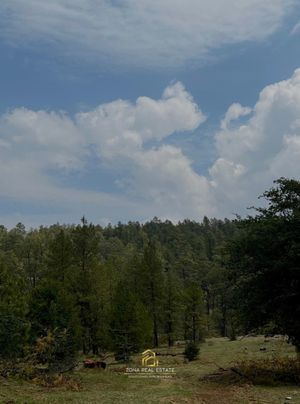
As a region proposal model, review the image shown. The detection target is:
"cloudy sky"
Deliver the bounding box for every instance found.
[1,0,300,228]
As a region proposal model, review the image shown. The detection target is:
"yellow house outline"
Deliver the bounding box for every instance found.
[141,349,159,367]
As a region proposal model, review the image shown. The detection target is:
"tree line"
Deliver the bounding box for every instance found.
[0,177,299,363]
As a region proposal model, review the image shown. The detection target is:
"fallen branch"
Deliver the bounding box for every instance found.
[230,367,252,380]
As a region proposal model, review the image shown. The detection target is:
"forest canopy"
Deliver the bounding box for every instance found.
[0,178,299,366]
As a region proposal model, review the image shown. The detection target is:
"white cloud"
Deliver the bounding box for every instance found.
[76,82,205,158]
[0,82,210,225]
[0,0,295,68]
[211,68,300,214]
[220,103,252,130]
[131,145,215,219]
[0,108,85,169]
[2,71,300,226]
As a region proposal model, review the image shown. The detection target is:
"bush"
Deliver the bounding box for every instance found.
[31,328,78,373]
[114,348,131,363]
[184,342,199,361]
[0,328,78,380]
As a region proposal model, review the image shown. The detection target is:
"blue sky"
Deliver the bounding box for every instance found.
[1,0,300,228]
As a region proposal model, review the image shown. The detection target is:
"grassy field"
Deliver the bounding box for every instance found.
[1,336,300,404]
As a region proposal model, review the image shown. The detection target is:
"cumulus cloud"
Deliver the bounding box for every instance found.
[211,68,300,214]
[0,108,85,169]
[0,0,295,68]
[76,82,205,158]
[131,145,215,219]
[220,103,252,130]
[2,71,300,226]
[0,82,210,224]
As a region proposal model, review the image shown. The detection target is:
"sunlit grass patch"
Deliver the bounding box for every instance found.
[0,336,300,403]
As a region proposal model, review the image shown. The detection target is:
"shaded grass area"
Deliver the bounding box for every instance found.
[1,336,300,403]
[233,358,300,385]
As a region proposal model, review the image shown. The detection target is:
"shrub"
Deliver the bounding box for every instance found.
[114,348,131,363]
[184,342,199,361]
[31,328,78,373]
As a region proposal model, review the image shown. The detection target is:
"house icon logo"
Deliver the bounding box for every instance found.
[141,349,159,367]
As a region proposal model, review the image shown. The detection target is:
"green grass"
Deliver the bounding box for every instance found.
[1,336,300,403]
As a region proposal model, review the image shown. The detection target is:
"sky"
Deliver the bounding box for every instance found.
[1,0,300,228]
